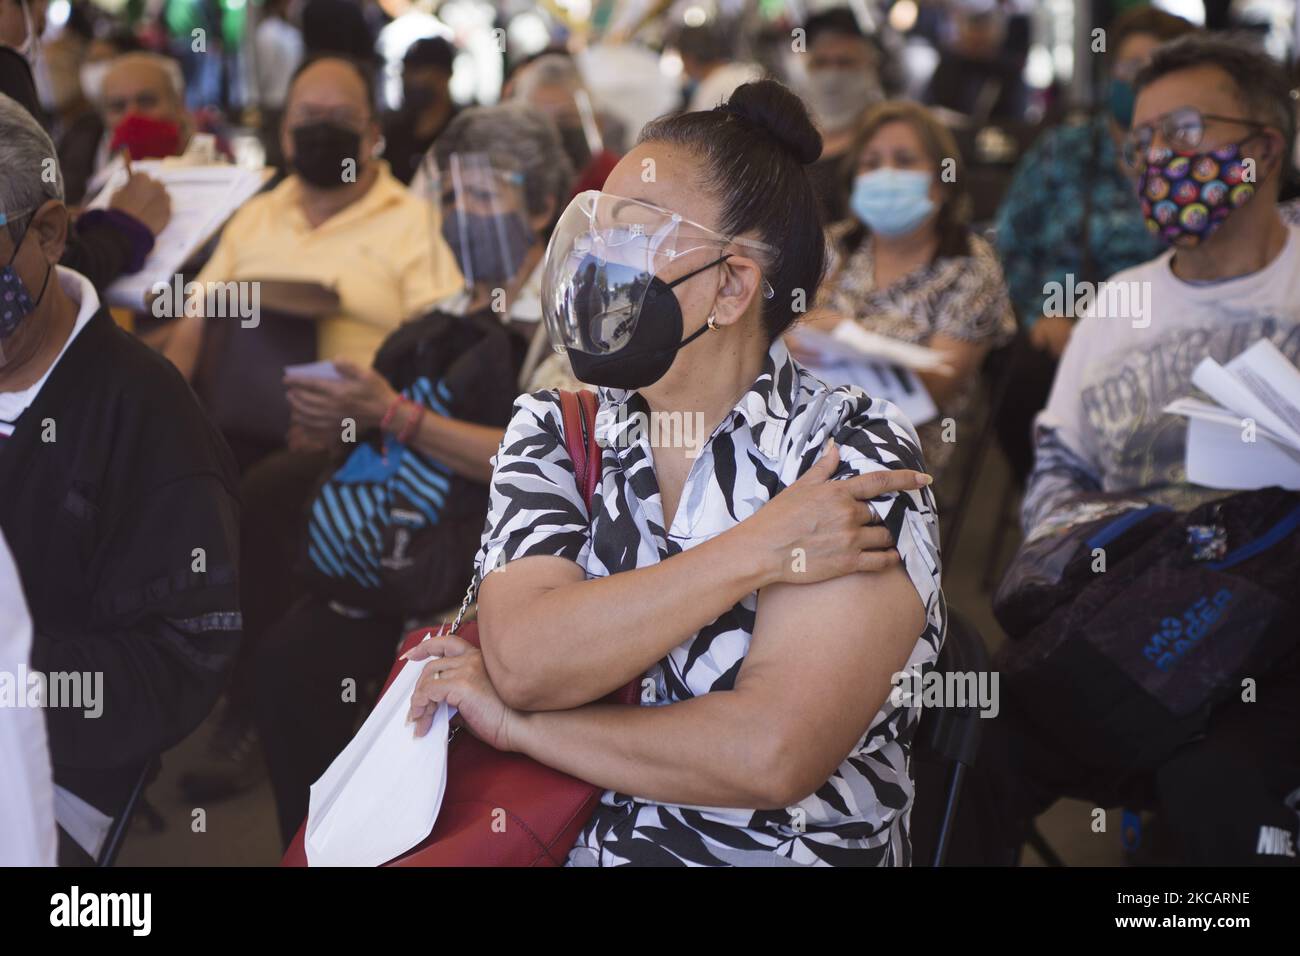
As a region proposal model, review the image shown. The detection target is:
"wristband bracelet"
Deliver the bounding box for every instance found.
[380,396,406,431]
[397,401,425,444]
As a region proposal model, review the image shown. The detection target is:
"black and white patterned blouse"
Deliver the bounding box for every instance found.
[474,338,946,866]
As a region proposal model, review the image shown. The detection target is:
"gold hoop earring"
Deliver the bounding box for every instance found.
[707,311,719,331]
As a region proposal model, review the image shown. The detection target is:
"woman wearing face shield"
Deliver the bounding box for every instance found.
[404,80,945,866]
[286,102,582,484]
[240,104,584,837]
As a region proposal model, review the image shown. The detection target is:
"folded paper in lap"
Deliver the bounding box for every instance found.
[305,644,450,867]
[1164,339,1300,491]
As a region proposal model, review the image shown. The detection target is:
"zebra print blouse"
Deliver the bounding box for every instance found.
[474,338,946,866]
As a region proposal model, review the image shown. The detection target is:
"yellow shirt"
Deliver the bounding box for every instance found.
[195,161,462,363]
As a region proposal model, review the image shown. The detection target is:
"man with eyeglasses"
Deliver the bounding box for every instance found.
[962,35,1300,866]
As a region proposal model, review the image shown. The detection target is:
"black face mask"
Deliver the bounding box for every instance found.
[290,121,362,190]
[566,254,728,390]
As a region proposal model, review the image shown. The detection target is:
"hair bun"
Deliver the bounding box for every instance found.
[720,80,823,165]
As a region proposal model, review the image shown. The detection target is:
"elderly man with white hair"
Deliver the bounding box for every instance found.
[0,93,242,864]
[60,51,193,206]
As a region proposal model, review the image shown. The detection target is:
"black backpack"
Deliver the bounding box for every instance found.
[993,487,1300,780]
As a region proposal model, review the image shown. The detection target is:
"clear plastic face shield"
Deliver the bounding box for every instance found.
[418,151,535,291]
[542,190,776,359]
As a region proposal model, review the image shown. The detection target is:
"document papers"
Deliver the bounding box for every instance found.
[1164,339,1300,491]
[88,160,272,310]
[791,322,946,426]
[305,641,450,867]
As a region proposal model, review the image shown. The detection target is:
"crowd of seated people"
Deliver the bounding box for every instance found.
[1,0,1299,869]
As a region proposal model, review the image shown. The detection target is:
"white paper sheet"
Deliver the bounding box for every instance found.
[89,161,272,310]
[1183,417,1300,490]
[1165,339,1300,490]
[796,322,954,374]
[305,645,450,867]
[53,784,112,860]
[1190,340,1300,453]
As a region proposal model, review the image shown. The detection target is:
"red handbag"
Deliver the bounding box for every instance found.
[282,389,636,867]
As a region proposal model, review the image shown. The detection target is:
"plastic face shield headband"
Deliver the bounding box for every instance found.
[541,190,777,358]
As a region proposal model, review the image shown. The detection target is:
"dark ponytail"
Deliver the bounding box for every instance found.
[638,79,827,341]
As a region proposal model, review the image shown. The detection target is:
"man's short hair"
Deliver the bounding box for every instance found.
[674,23,734,66]
[0,93,64,241]
[404,36,455,73]
[287,55,377,114]
[1108,4,1197,56]
[1134,33,1297,174]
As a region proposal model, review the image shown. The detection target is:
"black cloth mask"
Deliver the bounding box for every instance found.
[566,254,728,389]
[291,121,363,190]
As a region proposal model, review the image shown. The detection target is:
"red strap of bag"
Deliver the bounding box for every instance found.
[557,389,601,510]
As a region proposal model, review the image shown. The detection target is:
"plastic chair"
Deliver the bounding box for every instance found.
[95,756,160,867]
[914,608,991,866]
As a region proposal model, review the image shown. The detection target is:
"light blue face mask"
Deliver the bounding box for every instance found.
[849,168,936,237]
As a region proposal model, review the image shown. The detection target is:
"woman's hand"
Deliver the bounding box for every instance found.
[404,634,518,752]
[740,439,931,587]
[284,360,400,435]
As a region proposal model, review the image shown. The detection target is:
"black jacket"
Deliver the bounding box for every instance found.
[0,303,242,814]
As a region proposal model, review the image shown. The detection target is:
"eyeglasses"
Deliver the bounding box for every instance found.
[1122,107,1271,168]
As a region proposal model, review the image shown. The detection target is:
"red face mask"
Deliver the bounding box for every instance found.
[109,114,182,161]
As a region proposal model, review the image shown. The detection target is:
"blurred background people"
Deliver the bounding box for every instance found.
[251,0,304,169]
[382,35,457,185]
[924,0,1030,122]
[159,54,461,467]
[801,99,1014,485]
[0,0,48,118]
[674,19,762,113]
[800,7,888,223]
[62,51,191,204]
[374,0,450,111]
[509,51,622,196]
[992,6,1199,483]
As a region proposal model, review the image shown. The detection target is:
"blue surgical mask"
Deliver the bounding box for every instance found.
[0,212,51,338]
[850,168,936,237]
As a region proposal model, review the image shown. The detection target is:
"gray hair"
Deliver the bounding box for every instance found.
[102,52,186,105]
[433,102,574,220]
[513,54,585,100]
[0,94,64,241]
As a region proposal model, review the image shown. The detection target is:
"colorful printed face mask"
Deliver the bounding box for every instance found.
[1137,140,1256,248]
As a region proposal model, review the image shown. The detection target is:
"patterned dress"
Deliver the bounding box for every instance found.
[474,338,946,865]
